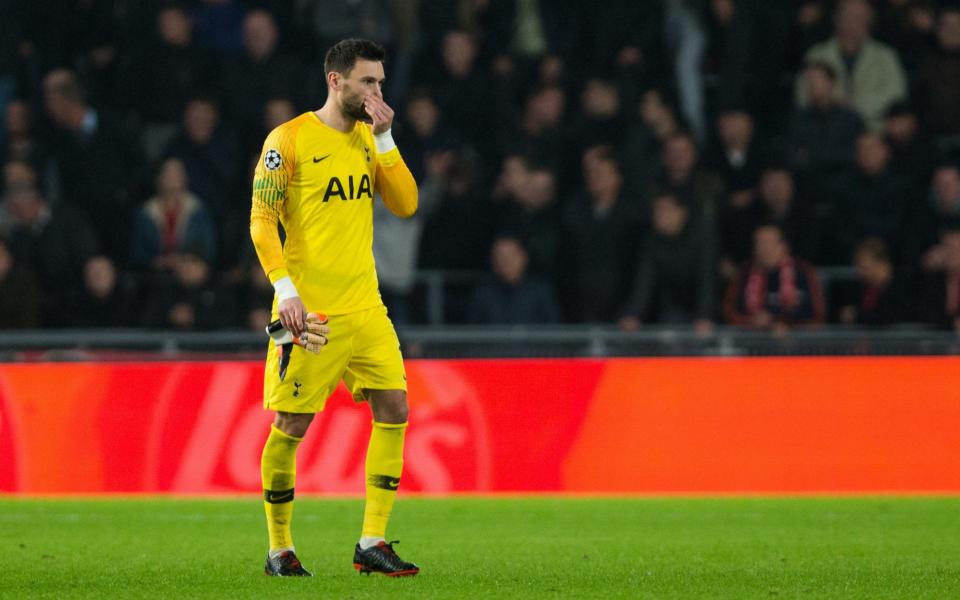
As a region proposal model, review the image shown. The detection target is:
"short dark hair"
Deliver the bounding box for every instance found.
[324,39,386,78]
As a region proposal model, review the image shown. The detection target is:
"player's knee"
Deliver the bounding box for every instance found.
[369,390,408,424]
[274,411,314,438]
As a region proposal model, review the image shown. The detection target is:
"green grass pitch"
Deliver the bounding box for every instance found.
[1,496,958,599]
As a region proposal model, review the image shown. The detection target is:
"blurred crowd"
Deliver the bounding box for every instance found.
[2,0,960,334]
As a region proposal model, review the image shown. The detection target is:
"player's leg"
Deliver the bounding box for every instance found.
[343,306,418,576]
[261,319,352,576]
[352,388,418,576]
[362,389,408,545]
[262,411,314,576]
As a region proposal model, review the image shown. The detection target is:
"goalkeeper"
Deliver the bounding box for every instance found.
[250,39,420,578]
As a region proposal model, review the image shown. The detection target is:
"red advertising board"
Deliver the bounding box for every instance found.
[1,357,959,494]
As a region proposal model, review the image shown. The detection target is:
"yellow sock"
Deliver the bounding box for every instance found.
[261,424,302,551]
[361,421,407,539]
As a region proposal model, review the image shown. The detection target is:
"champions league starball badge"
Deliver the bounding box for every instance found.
[264,149,283,171]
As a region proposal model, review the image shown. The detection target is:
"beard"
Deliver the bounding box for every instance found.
[342,96,372,123]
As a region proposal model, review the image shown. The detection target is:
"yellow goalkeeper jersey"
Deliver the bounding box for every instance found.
[250,112,418,315]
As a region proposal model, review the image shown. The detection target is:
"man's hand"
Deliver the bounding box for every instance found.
[267,312,330,353]
[364,95,395,134]
[278,296,306,337]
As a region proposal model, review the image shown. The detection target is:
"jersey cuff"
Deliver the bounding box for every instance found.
[267,268,289,284]
[374,129,397,154]
[273,275,299,301]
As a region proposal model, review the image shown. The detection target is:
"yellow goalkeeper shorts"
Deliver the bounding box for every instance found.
[263,304,407,413]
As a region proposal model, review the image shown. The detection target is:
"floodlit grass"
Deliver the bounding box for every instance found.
[1,496,958,599]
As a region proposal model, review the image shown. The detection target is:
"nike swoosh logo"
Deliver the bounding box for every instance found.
[313,154,331,163]
[388,480,399,488]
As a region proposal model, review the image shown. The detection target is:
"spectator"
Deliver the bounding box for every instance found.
[67,255,135,328]
[723,223,827,332]
[621,88,681,198]
[835,133,912,260]
[395,88,458,183]
[883,101,934,192]
[4,177,101,326]
[916,7,960,137]
[567,78,625,161]
[142,249,234,330]
[41,68,142,259]
[722,166,811,271]
[509,85,567,173]
[839,237,911,326]
[131,3,215,160]
[904,164,960,268]
[427,30,491,152]
[495,166,562,279]
[618,193,717,332]
[2,100,50,180]
[651,132,723,246]
[419,154,493,274]
[164,96,242,226]
[0,237,42,329]
[797,0,907,130]
[222,10,303,143]
[468,236,560,325]
[787,61,864,179]
[561,150,643,322]
[921,228,960,331]
[129,157,217,271]
[706,107,764,203]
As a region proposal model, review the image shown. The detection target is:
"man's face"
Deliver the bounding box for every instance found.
[333,59,385,123]
[522,170,556,211]
[84,256,116,300]
[933,168,960,212]
[754,227,787,269]
[243,11,278,61]
[184,100,217,143]
[157,159,188,196]
[664,136,697,176]
[836,0,872,46]
[885,113,917,143]
[42,70,75,126]
[856,134,890,175]
[587,159,622,200]
[581,80,619,118]
[938,12,960,52]
[442,31,476,77]
[652,197,688,237]
[717,111,753,147]
[759,170,794,209]
[406,97,438,136]
[491,239,527,285]
[806,68,836,106]
[854,249,887,283]
[5,187,43,225]
[158,8,191,47]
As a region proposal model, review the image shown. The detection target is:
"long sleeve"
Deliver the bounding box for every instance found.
[250,125,296,283]
[375,148,418,218]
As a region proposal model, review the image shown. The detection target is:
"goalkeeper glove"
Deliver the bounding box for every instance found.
[266,312,329,381]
